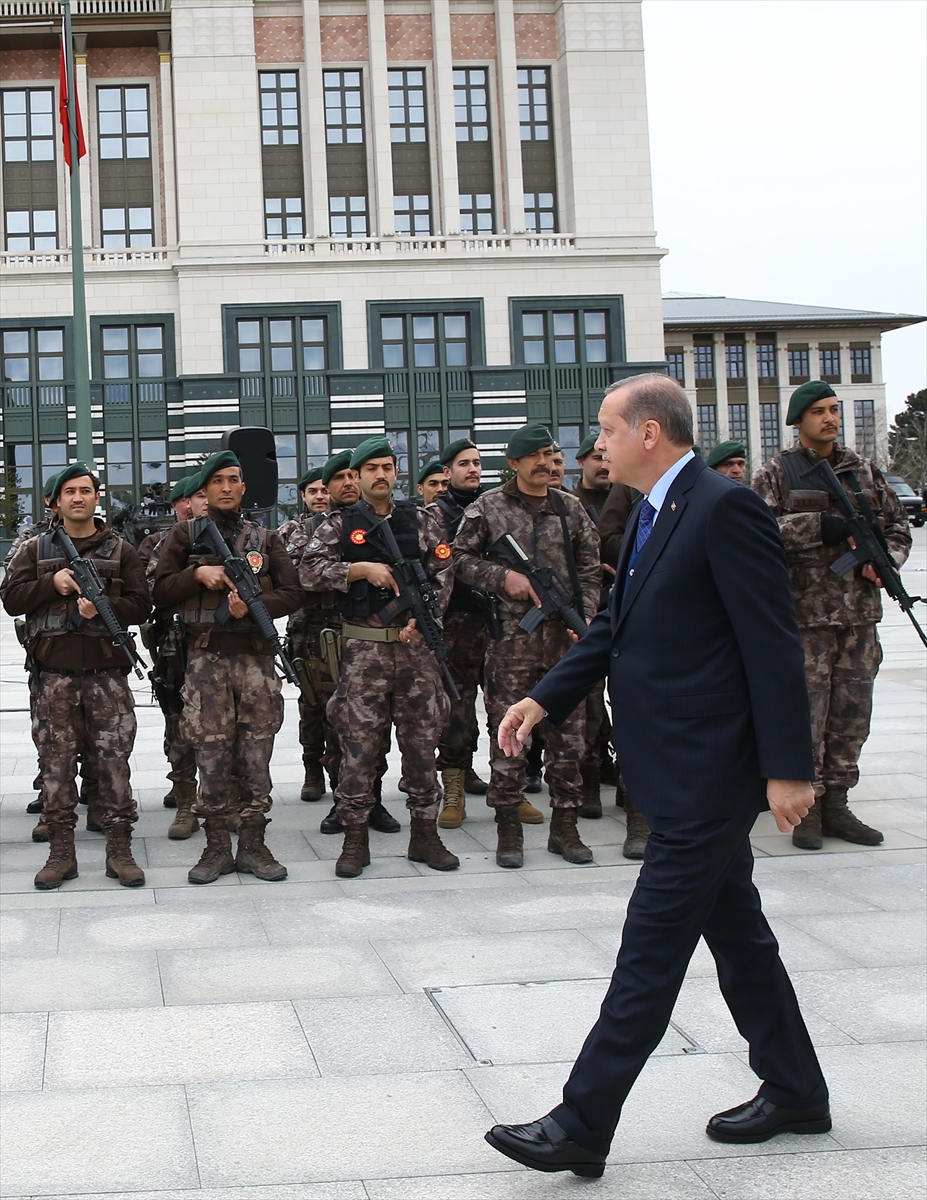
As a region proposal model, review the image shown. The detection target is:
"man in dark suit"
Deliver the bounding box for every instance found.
[485,374,830,1179]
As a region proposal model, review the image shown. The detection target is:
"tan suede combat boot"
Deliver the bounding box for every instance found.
[168,781,200,840]
[518,799,544,823]
[34,825,79,889]
[408,816,459,871]
[622,801,650,860]
[438,768,467,828]
[104,824,146,887]
[548,807,594,864]
[300,760,325,802]
[235,814,288,881]
[336,824,370,878]
[495,807,524,868]
[188,817,236,884]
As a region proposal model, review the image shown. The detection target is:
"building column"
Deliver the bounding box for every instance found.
[73,34,92,250]
[494,0,524,233]
[302,0,329,237]
[715,345,729,442]
[745,332,762,468]
[157,31,178,247]
[367,0,395,237]
[432,0,458,236]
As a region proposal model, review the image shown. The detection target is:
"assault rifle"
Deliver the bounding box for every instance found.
[489,534,588,639]
[366,515,460,700]
[189,516,301,687]
[799,457,927,649]
[52,527,146,677]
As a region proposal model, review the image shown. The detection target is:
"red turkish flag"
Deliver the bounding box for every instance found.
[59,35,86,171]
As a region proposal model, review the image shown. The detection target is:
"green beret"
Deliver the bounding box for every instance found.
[50,461,100,503]
[787,380,837,425]
[170,476,192,503]
[42,471,59,500]
[440,438,477,466]
[417,459,444,486]
[506,422,554,460]
[199,450,241,484]
[350,436,394,471]
[692,445,702,458]
[576,433,598,460]
[321,449,353,486]
[298,467,324,490]
[706,440,747,469]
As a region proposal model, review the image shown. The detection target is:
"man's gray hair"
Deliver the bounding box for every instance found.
[604,374,694,447]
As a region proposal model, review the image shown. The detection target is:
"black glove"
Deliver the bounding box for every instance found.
[820,514,851,545]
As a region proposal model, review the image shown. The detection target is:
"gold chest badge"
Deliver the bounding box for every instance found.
[246,551,264,573]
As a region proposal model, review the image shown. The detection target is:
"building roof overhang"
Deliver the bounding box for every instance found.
[662,294,926,334]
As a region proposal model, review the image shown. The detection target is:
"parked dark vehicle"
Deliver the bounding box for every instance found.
[885,473,927,528]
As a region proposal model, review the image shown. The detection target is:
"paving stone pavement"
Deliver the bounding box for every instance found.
[1,530,924,1199]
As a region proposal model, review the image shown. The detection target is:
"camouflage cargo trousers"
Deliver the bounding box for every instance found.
[31,668,137,829]
[801,623,882,796]
[483,618,585,810]
[582,683,610,763]
[28,674,101,804]
[181,648,284,819]
[327,637,450,826]
[292,623,341,782]
[163,710,196,786]
[436,610,487,771]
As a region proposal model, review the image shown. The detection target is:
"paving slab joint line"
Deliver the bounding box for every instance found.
[424,986,489,1065]
[182,1082,204,1190]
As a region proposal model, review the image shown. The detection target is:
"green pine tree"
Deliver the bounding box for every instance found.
[889,389,927,492]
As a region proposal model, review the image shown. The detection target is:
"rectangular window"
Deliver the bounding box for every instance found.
[378,310,471,370]
[324,70,368,236]
[101,204,154,249]
[665,349,685,384]
[851,345,872,382]
[259,72,300,146]
[235,313,330,376]
[697,404,718,452]
[99,323,166,404]
[788,345,810,384]
[2,89,57,251]
[324,70,363,145]
[98,86,150,160]
[454,67,494,235]
[264,196,304,240]
[693,343,715,381]
[1,327,66,408]
[819,345,841,383]
[394,194,431,237]
[1,441,35,534]
[854,399,876,459]
[306,431,330,472]
[725,343,746,380]
[729,403,749,448]
[388,69,427,144]
[518,67,557,232]
[275,432,299,522]
[756,337,778,380]
[518,308,609,366]
[760,402,781,463]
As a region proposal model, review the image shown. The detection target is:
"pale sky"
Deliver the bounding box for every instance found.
[642,0,926,422]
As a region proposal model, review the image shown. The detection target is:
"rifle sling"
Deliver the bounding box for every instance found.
[548,488,585,620]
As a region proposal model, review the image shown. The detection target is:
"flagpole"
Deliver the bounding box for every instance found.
[62,0,93,466]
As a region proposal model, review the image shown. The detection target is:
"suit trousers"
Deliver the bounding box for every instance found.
[551,806,827,1155]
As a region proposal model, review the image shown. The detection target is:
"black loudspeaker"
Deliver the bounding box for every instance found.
[221,427,278,510]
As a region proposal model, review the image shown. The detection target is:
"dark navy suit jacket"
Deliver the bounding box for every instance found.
[531,457,814,818]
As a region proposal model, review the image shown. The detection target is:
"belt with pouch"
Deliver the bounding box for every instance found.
[341,622,403,643]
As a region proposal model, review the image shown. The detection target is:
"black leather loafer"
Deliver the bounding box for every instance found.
[707,1094,832,1143]
[485,1115,606,1178]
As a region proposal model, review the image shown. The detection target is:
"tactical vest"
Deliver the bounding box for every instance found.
[25,530,124,646]
[436,492,487,618]
[779,448,880,567]
[179,517,271,637]
[338,501,421,619]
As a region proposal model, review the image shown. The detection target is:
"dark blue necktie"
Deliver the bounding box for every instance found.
[628,499,656,574]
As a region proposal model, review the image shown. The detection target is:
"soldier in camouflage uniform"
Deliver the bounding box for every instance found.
[139,474,209,838]
[753,381,911,850]
[2,463,151,889]
[278,467,334,802]
[432,439,491,828]
[284,451,400,836]
[454,423,602,869]
[152,450,303,884]
[298,436,458,878]
[416,459,448,505]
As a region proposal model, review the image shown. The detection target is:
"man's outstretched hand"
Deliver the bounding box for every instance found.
[498,698,546,757]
